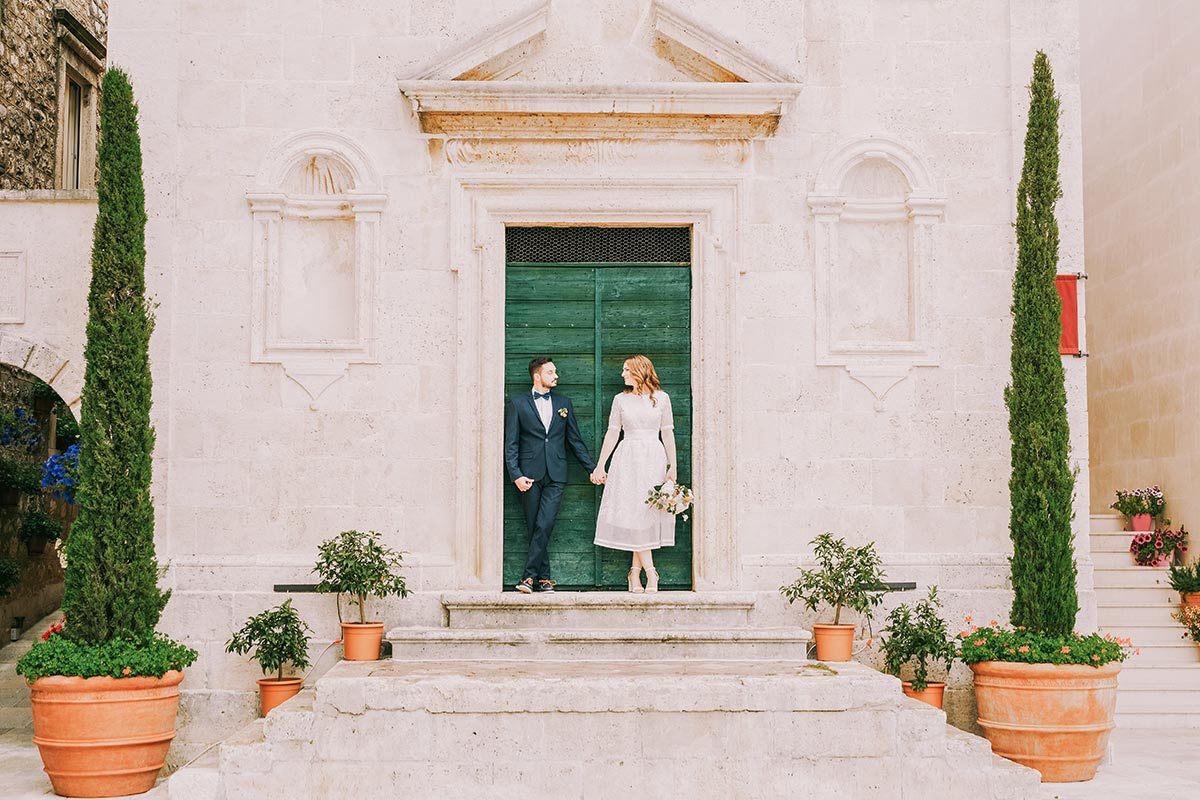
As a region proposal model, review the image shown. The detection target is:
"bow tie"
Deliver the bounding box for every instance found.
[533,391,551,400]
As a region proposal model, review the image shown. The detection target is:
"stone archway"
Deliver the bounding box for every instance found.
[0,333,82,421]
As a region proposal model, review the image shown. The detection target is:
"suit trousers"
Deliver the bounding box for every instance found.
[519,475,566,581]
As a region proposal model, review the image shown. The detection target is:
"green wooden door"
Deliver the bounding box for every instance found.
[504,227,692,591]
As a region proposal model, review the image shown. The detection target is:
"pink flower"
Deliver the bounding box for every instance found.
[990,619,999,627]
[1092,655,1101,662]
[1061,646,1071,654]
[964,616,973,624]
[121,667,131,676]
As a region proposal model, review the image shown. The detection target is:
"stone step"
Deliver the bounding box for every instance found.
[1097,602,1185,626]
[1115,712,1200,728]
[1092,549,1142,567]
[1116,688,1200,714]
[1089,530,1134,553]
[1096,585,1180,605]
[1100,623,1191,645]
[1118,664,1200,690]
[1090,513,1126,533]
[1093,565,1174,589]
[439,591,757,629]
[386,627,812,661]
[1125,642,1200,666]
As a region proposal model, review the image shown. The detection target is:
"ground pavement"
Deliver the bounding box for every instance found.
[0,611,1194,799]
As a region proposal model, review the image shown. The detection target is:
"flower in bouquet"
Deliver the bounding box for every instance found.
[1110,485,1166,518]
[1172,604,1200,644]
[1129,526,1187,566]
[646,476,693,520]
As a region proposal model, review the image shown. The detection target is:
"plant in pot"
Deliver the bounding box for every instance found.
[14,68,197,799]
[961,51,1132,784]
[313,529,410,661]
[879,586,957,709]
[1109,486,1165,532]
[20,510,63,556]
[780,532,888,662]
[225,599,313,716]
[1171,604,1200,651]
[0,557,21,600]
[1169,562,1200,607]
[1129,526,1187,567]
[0,458,42,507]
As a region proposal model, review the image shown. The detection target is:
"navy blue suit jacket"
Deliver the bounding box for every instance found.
[505,392,596,483]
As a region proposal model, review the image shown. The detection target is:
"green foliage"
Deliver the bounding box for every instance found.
[879,586,958,693]
[62,67,170,645]
[1168,563,1200,594]
[1005,51,1078,638]
[15,632,197,682]
[0,557,21,599]
[1172,605,1200,644]
[225,599,313,682]
[19,510,62,544]
[1109,486,1165,518]
[958,623,1131,667]
[0,458,42,493]
[313,530,410,625]
[55,406,80,450]
[779,533,888,625]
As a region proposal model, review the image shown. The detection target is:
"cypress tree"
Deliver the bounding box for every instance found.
[1005,52,1077,636]
[62,68,169,643]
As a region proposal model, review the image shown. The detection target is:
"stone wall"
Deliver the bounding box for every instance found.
[1082,2,1200,534]
[0,0,107,190]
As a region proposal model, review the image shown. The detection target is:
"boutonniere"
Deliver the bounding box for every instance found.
[558,408,568,418]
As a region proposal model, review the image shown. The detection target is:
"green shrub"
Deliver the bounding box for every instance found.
[225,600,312,681]
[313,530,410,625]
[1168,562,1200,594]
[958,624,1131,667]
[0,557,20,599]
[16,632,197,682]
[1005,51,1078,637]
[20,510,62,544]
[779,533,888,625]
[0,459,42,494]
[879,586,957,692]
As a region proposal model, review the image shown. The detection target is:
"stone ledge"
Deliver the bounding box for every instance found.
[440,590,758,609]
[0,190,97,202]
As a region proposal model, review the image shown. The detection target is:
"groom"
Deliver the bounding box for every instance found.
[504,357,597,593]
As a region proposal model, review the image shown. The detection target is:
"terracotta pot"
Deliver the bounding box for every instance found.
[811,623,855,662]
[970,661,1119,782]
[257,677,303,717]
[1182,592,1200,608]
[341,622,385,661]
[1130,513,1153,531]
[901,681,946,709]
[28,670,184,797]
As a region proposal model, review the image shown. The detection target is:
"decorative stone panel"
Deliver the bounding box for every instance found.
[246,131,386,403]
[808,137,946,409]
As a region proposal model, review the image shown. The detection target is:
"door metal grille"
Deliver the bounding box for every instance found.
[505,226,691,265]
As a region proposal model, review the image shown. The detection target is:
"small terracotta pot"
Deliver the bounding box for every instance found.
[28,671,184,797]
[811,623,855,662]
[971,660,1120,782]
[1182,592,1200,608]
[257,677,303,717]
[1130,513,1153,531]
[341,622,385,661]
[901,681,946,709]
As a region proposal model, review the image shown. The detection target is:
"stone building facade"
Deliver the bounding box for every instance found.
[0,0,107,190]
[3,0,1091,747]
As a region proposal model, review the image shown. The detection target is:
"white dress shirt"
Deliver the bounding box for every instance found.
[533,391,552,432]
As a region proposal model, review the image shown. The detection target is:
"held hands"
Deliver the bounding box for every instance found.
[590,468,607,485]
[514,477,534,492]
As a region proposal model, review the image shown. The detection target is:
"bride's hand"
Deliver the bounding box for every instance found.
[590,468,607,485]
[666,465,678,482]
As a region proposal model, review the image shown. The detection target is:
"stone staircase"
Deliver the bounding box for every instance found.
[161,592,1039,798]
[1091,514,1200,727]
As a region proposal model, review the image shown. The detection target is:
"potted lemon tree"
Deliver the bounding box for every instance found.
[226,599,312,716]
[878,586,957,709]
[780,532,888,661]
[313,529,410,661]
[15,68,197,798]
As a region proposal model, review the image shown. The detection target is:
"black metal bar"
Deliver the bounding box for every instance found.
[273,583,321,593]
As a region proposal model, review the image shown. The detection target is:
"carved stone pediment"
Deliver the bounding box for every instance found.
[399,0,801,140]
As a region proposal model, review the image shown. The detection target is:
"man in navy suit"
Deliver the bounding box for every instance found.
[505,357,597,593]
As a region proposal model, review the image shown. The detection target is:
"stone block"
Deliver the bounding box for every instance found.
[770,707,896,759]
[316,710,431,760]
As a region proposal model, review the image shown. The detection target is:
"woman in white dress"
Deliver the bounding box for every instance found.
[590,355,677,593]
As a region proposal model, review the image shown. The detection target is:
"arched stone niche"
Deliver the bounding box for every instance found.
[807,137,946,408]
[246,131,387,403]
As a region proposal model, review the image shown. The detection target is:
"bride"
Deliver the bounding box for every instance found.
[590,355,677,593]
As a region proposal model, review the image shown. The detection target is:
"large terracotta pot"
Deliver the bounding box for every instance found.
[29,670,184,797]
[1182,592,1200,608]
[1130,513,1153,531]
[970,661,1119,782]
[341,622,385,661]
[257,677,303,717]
[811,623,855,662]
[901,681,946,709]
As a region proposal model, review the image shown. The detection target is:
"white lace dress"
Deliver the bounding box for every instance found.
[593,391,676,552]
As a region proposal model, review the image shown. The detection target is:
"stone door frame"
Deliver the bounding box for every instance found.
[451,177,741,591]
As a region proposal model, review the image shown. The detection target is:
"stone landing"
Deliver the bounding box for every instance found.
[159,592,1038,798]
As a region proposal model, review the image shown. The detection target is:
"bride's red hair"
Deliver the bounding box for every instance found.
[623,355,662,406]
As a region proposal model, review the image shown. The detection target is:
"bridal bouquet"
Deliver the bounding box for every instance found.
[646,476,693,519]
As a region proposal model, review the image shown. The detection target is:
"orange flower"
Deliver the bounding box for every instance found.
[121,667,131,676]
[959,630,970,638]
[1018,645,1030,653]
[964,616,973,624]
[990,620,999,627]
[1092,655,1101,661]
[1060,646,1071,654]
[973,639,986,646]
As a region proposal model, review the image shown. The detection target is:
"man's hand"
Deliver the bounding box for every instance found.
[590,468,607,485]
[514,477,534,492]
